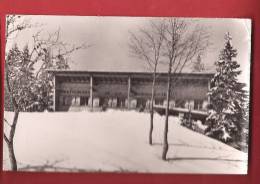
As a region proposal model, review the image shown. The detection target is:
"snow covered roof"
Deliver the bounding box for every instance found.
[47,69,215,79]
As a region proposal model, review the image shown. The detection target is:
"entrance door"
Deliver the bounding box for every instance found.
[137,98,146,109]
[100,97,109,108]
[80,96,89,106]
[117,98,126,108]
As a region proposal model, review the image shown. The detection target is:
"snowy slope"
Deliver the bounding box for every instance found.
[3,110,247,174]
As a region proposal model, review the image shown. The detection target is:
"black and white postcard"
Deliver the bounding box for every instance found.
[3,15,251,174]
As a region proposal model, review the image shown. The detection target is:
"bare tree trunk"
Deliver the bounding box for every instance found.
[149,105,154,145]
[149,71,156,145]
[4,57,19,170]
[7,140,17,171]
[4,111,19,171]
[162,61,172,160]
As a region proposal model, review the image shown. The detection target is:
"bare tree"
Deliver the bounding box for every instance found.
[161,18,210,160]
[4,15,87,170]
[129,20,166,145]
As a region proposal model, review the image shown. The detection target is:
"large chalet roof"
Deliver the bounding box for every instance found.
[47,70,214,80]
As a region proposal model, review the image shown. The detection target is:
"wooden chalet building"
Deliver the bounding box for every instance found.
[48,70,214,112]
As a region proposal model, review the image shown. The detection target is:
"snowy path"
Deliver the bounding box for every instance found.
[3,110,247,174]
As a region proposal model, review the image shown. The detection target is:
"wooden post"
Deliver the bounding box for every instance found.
[207,79,211,104]
[188,105,192,129]
[127,76,131,109]
[90,75,93,108]
[53,75,56,111]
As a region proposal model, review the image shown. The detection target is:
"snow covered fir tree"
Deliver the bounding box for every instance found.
[205,33,248,150]
[192,54,205,72]
[4,44,70,112]
[4,44,35,112]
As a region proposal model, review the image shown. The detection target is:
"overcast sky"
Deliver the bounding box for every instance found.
[7,15,251,88]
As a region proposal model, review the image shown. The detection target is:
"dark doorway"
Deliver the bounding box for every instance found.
[100,97,109,107]
[137,98,146,109]
[117,98,126,108]
[80,96,89,106]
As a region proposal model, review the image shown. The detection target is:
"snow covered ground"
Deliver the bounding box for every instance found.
[3,110,248,174]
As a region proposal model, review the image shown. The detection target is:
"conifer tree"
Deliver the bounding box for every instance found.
[35,52,70,111]
[206,33,247,143]
[192,54,205,72]
[5,44,36,111]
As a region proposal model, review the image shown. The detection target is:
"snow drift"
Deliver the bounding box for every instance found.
[3,110,247,174]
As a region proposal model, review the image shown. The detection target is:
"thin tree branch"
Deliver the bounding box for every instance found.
[4,118,12,127]
[4,133,10,144]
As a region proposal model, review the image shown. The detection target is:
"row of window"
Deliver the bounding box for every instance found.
[58,96,206,110]
[59,89,170,98]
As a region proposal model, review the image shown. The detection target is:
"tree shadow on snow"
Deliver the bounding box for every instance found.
[152,142,246,162]
[152,142,224,151]
[18,159,91,172]
[18,159,137,173]
[167,157,246,162]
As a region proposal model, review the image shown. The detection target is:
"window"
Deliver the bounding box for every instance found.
[175,99,185,108]
[155,99,164,105]
[80,97,88,106]
[117,98,126,108]
[194,100,203,110]
[63,96,67,105]
[71,97,80,106]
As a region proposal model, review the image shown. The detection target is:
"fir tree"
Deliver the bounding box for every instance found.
[5,44,36,111]
[4,44,21,111]
[206,33,247,144]
[192,54,205,72]
[56,54,69,70]
[35,51,70,111]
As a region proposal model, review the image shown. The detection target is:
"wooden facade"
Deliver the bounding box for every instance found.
[48,70,214,112]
